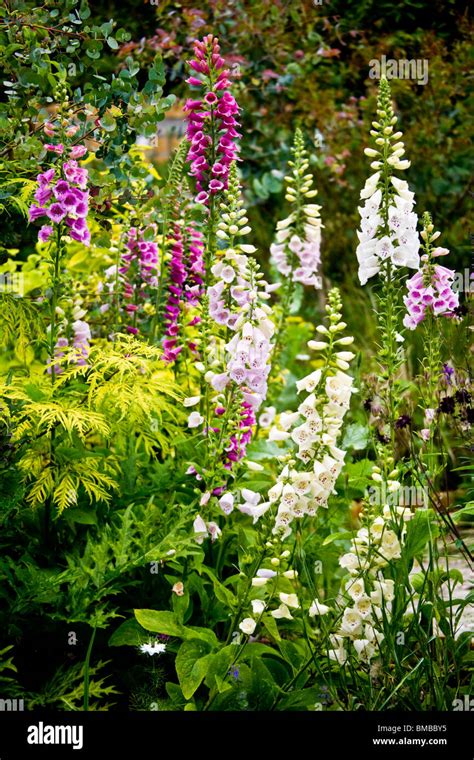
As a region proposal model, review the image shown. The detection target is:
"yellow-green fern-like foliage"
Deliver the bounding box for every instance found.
[0,178,37,218]
[0,294,44,361]
[3,336,183,515]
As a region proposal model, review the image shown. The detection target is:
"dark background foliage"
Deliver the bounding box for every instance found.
[2,0,472,284]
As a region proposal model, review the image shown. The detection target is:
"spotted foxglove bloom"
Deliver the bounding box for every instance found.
[201,164,275,499]
[120,226,159,336]
[239,617,257,635]
[29,139,90,246]
[47,336,69,376]
[162,219,205,361]
[163,222,186,359]
[193,514,222,543]
[184,34,240,200]
[185,223,205,304]
[262,289,355,539]
[356,77,420,285]
[270,128,322,290]
[403,212,459,330]
[72,319,91,366]
[332,484,410,664]
[207,164,275,410]
[47,302,91,374]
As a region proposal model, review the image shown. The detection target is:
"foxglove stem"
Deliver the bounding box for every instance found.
[241,288,355,537]
[151,141,189,344]
[151,210,169,344]
[49,225,64,384]
[270,129,322,384]
[184,35,238,437]
[409,213,458,484]
[359,77,420,462]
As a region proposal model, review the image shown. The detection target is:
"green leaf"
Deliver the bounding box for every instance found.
[107,37,119,50]
[115,28,130,42]
[204,646,236,689]
[278,687,322,711]
[148,54,165,85]
[134,609,185,637]
[185,626,218,647]
[252,177,269,200]
[403,509,439,560]
[343,459,373,496]
[452,502,474,523]
[262,614,281,641]
[134,609,218,646]
[109,619,148,647]
[100,112,117,132]
[165,682,185,709]
[175,639,213,700]
[64,508,98,525]
[278,639,304,670]
[342,423,369,451]
[322,530,353,546]
[214,674,232,693]
[199,567,237,609]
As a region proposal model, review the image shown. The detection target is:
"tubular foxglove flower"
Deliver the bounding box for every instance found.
[47,302,92,373]
[333,504,408,664]
[270,128,322,290]
[403,212,459,330]
[207,164,275,412]
[160,214,205,362]
[72,319,91,366]
[47,336,69,376]
[356,77,420,286]
[120,226,160,336]
[184,35,241,200]
[261,289,355,539]
[162,222,186,360]
[29,141,91,246]
[185,222,205,305]
[194,164,276,499]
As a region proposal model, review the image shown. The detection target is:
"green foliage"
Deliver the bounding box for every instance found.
[0,294,44,358]
[26,660,119,711]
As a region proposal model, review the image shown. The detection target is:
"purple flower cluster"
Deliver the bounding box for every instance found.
[47,319,91,375]
[223,399,255,470]
[270,232,322,289]
[184,34,240,203]
[163,224,186,361]
[185,224,205,304]
[48,336,69,376]
[72,319,91,366]
[403,260,459,330]
[120,227,159,335]
[208,257,275,411]
[29,144,90,246]
[163,223,206,362]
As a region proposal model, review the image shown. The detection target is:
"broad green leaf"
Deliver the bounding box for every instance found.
[109,619,148,647]
[134,609,217,646]
[342,423,369,451]
[134,609,185,637]
[176,639,213,699]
